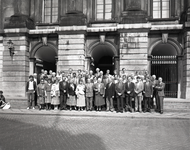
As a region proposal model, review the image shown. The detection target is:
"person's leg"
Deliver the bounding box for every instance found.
[86,97,89,110]
[129,96,132,112]
[117,97,120,112]
[135,96,138,112]
[144,97,147,112]
[139,96,142,112]
[121,97,124,112]
[31,92,35,108]
[106,97,110,111]
[160,96,164,114]
[89,97,93,110]
[27,92,31,109]
[60,95,63,110]
[110,98,113,112]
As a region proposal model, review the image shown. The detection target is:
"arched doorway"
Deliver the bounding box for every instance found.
[151,43,178,98]
[30,42,58,78]
[91,44,116,75]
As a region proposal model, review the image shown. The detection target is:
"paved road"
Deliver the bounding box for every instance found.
[0,114,189,150]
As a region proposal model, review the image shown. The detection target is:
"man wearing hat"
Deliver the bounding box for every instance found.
[26,75,37,110]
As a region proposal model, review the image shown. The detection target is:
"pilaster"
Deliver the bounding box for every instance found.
[0,36,3,89]
[183,31,190,99]
[2,29,29,98]
[58,34,85,72]
[120,32,148,74]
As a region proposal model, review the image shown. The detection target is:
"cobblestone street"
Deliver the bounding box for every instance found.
[0,112,190,150]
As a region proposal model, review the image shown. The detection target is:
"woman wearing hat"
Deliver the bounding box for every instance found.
[37,79,46,110]
[67,79,77,110]
[44,78,52,110]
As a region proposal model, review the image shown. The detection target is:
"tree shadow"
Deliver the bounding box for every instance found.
[0,115,107,150]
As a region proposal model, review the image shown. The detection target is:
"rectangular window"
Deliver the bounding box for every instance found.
[43,0,58,23]
[153,0,170,19]
[96,0,112,21]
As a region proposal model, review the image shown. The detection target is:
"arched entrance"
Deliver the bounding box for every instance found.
[30,42,58,77]
[150,42,178,98]
[90,42,118,75]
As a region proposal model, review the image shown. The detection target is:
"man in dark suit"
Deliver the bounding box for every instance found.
[151,75,159,110]
[125,76,135,112]
[115,77,125,113]
[143,76,153,113]
[59,76,69,110]
[155,77,165,114]
[105,77,115,112]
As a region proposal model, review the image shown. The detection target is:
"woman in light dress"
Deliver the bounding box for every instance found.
[75,79,86,111]
[51,78,60,110]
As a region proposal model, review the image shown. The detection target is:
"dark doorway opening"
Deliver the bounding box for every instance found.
[34,46,57,75]
[91,44,115,75]
[95,56,114,75]
[151,43,178,98]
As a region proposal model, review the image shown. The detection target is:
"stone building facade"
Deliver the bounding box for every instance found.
[0,0,190,104]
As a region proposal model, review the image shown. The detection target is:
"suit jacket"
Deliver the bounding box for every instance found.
[26,81,37,92]
[134,81,144,96]
[155,82,165,97]
[68,83,76,96]
[125,81,135,97]
[59,81,69,95]
[144,82,153,97]
[115,82,125,98]
[105,82,115,98]
[93,83,105,95]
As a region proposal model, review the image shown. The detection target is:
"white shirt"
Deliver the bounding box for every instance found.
[28,81,34,90]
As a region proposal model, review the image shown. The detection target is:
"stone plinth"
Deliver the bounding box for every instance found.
[2,35,29,99]
[57,34,85,72]
[120,32,148,74]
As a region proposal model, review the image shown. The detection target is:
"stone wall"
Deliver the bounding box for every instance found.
[2,35,29,98]
[0,36,3,89]
[58,34,85,72]
[120,32,148,74]
[183,31,190,99]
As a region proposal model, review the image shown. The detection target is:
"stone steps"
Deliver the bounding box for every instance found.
[6,98,190,111]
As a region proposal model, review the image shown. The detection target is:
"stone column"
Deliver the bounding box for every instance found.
[58,34,85,72]
[114,56,119,73]
[85,56,91,71]
[120,32,148,75]
[2,31,29,99]
[183,31,190,99]
[29,58,36,75]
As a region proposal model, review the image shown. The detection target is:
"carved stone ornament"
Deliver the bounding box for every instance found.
[42,36,48,46]
[100,34,105,44]
[162,33,168,43]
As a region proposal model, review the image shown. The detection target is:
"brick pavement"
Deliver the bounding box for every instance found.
[0,112,190,150]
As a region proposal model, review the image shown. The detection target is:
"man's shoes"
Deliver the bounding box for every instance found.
[32,107,35,110]
[27,107,30,110]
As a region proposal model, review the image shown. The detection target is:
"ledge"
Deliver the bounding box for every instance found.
[151,24,183,30]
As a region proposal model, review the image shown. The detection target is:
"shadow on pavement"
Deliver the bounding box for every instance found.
[0,115,107,150]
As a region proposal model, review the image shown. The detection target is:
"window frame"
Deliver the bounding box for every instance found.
[95,0,113,21]
[150,0,172,19]
[42,0,59,24]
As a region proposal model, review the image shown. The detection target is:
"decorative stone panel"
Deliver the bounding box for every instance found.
[57,34,85,72]
[120,32,148,74]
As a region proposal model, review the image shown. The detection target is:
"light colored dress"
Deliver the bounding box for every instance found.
[51,83,60,105]
[75,84,86,107]
[66,83,77,106]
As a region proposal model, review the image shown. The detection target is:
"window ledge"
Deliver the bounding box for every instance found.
[148,17,179,22]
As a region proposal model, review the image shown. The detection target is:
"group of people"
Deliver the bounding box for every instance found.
[26,68,165,114]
